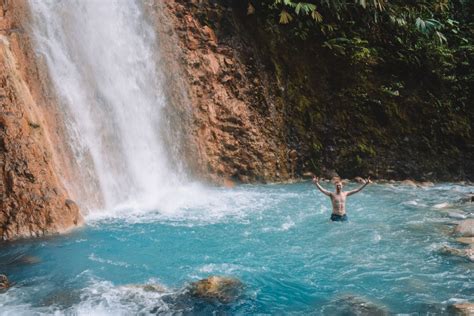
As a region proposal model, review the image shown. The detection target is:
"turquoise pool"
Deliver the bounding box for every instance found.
[0,182,473,315]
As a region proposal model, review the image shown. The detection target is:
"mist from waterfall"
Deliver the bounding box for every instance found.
[28,0,189,212]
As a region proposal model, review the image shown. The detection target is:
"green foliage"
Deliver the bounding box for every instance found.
[243,0,473,179]
[249,0,473,106]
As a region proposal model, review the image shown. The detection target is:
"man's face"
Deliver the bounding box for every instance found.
[335,182,342,191]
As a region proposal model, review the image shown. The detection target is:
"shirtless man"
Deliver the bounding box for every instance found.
[312,176,372,221]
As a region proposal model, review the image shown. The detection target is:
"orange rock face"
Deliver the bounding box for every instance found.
[0,0,82,240]
[155,0,293,184]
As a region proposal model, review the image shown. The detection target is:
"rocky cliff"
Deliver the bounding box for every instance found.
[0,0,82,240]
[158,0,473,182]
[157,0,293,184]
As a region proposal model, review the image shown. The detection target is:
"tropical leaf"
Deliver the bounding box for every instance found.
[312,10,323,22]
[295,3,303,15]
[295,3,317,15]
[279,10,293,24]
[415,17,427,33]
[373,0,385,11]
[434,0,449,13]
[434,31,447,44]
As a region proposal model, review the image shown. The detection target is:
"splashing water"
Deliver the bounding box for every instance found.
[28,0,190,211]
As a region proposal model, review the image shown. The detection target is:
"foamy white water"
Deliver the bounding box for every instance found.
[29,0,185,211]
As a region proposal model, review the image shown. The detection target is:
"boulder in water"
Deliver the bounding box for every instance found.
[419,181,434,187]
[456,237,474,245]
[447,303,474,315]
[0,274,10,292]
[400,180,417,187]
[223,178,235,188]
[454,219,474,237]
[189,276,243,303]
[354,176,365,183]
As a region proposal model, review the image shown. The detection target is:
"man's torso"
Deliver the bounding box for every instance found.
[330,192,347,215]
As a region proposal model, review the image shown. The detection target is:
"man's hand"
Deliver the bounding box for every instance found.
[365,176,372,184]
[312,176,319,184]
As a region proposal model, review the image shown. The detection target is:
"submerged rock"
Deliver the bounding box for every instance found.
[40,289,81,308]
[123,284,167,293]
[0,274,10,292]
[189,276,243,303]
[434,202,451,209]
[447,211,468,220]
[447,303,474,315]
[454,219,474,237]
[325,294,389,316]
[439,246,474,262]
[14,255,41,265]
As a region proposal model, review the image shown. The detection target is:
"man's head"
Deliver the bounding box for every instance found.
[335,181,343,193]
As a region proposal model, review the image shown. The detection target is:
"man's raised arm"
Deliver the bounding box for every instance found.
[312,177,332,196]
[346,177,372,196]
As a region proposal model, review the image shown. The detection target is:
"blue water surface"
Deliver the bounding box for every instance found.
[0,182,473,315]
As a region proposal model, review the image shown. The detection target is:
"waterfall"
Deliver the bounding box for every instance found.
[28,0,186,211]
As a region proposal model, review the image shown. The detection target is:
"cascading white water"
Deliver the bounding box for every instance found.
[26,0,188,212]
[28,0,185,211]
